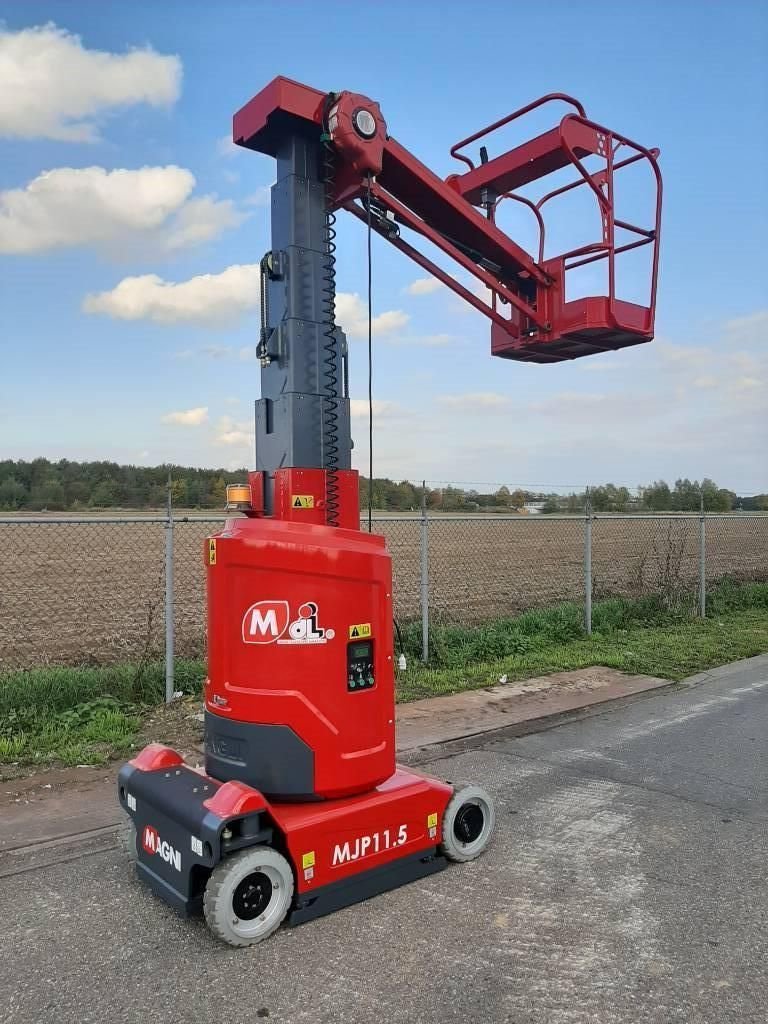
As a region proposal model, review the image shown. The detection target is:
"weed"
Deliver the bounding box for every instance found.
[0,733,27,758]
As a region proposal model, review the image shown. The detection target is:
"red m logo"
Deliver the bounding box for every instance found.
[242,600,290,644]
[142,825,159,855]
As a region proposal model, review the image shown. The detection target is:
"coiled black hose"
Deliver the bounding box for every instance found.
[321,97,340,527]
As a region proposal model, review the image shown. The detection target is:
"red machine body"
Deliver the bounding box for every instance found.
[271,768,453,894]
[205,511,396,799]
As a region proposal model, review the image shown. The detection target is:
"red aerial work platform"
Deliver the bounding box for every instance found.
[119,76,661,946]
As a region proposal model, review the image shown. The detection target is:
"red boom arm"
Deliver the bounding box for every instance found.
[234,77,661,364]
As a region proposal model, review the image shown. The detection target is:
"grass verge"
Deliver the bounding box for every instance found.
[1,582,766,770]
[0,660,203,770]
[397,608,768,701]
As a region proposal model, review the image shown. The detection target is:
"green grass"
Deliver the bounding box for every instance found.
[396,608,768,701]
[0,662,203,770]
[1,581,766,769]
[395,581,768,700]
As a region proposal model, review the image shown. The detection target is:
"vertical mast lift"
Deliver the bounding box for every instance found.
[118,78,661,946]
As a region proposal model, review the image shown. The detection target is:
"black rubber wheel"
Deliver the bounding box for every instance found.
[204,846,294,947]
[440,785,495,863]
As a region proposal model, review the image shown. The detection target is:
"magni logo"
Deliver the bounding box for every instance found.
[242,600,334,645]
[142,824,182,872]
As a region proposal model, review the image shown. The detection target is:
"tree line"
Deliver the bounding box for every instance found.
[358,478,751,513]
[0,459,762,512]
[0,459,246,511]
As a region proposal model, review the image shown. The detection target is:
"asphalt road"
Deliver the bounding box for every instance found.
[2,658,766,1024]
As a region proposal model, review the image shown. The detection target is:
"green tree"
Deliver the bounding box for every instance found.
[210,476,228,507]
[29,477,66,510]
[89,480,118,507]
[700,478,734,512]
[0,475,28,509]
[641,480,672,511]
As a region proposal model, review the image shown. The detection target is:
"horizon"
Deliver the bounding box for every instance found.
[0,455,761,502]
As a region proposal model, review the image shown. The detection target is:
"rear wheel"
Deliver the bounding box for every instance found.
[204,846,294,947]
[120,818,137,864]
[440,785,495,862]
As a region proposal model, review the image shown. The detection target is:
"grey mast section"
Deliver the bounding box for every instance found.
[255,132,351,514]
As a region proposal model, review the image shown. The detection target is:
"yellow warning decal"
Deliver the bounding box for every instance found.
[292,494,315,509]
[427,813,438,829]
[208,539,217,565]
[302,851,315,870]
[349,623,372,639]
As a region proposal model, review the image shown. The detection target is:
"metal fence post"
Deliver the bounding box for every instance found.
[699,495,707,618]
[420,481,429,663]
[164,477,175,702]
[584,490,593,635]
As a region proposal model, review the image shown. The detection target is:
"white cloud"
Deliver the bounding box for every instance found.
[173,344,255,360]
[525,390,664,423]
[450,277,493,313]
[87,269,409,334]
[217,428,252,447]
[471,281,493,305]
[0,166,242,255]
[244,187,271,207]
[336,293,409,339]
[395,333,454,348]
[83,264,260,325]
[214,416,254,448]
[405,277,443,296]
[655,340,710,370]
[162,407,208,426]
[0,24,180,141]
[350,399,398,418]
[200,345,234,359]
[437,392,510,409]
[145,312,761,491]
[216,133,238,158]
[725,309,768,339]
[160,194,242,250]
[732,376,761,393]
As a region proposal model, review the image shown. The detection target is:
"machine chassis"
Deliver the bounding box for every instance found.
[118,744,490,943]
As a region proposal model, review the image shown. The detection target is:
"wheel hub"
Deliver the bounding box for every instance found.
[232,871,273,920]
[454,802,485,844]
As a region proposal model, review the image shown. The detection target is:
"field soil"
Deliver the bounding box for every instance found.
[1,515,766,669]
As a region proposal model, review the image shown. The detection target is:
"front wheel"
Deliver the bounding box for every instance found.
[440,785,495,863]
[203,846,294,947]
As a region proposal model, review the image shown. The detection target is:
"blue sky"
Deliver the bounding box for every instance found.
[1,1,766,493]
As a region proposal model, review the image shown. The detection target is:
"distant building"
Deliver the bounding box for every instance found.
[522,501,546,515]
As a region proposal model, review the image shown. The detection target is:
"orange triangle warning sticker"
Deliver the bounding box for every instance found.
[293,497,303,508]
[351,627,360,637]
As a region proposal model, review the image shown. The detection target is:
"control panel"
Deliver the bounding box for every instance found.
[347,639,375,692]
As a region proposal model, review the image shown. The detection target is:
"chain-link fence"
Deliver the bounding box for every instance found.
[1,512,766,686]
